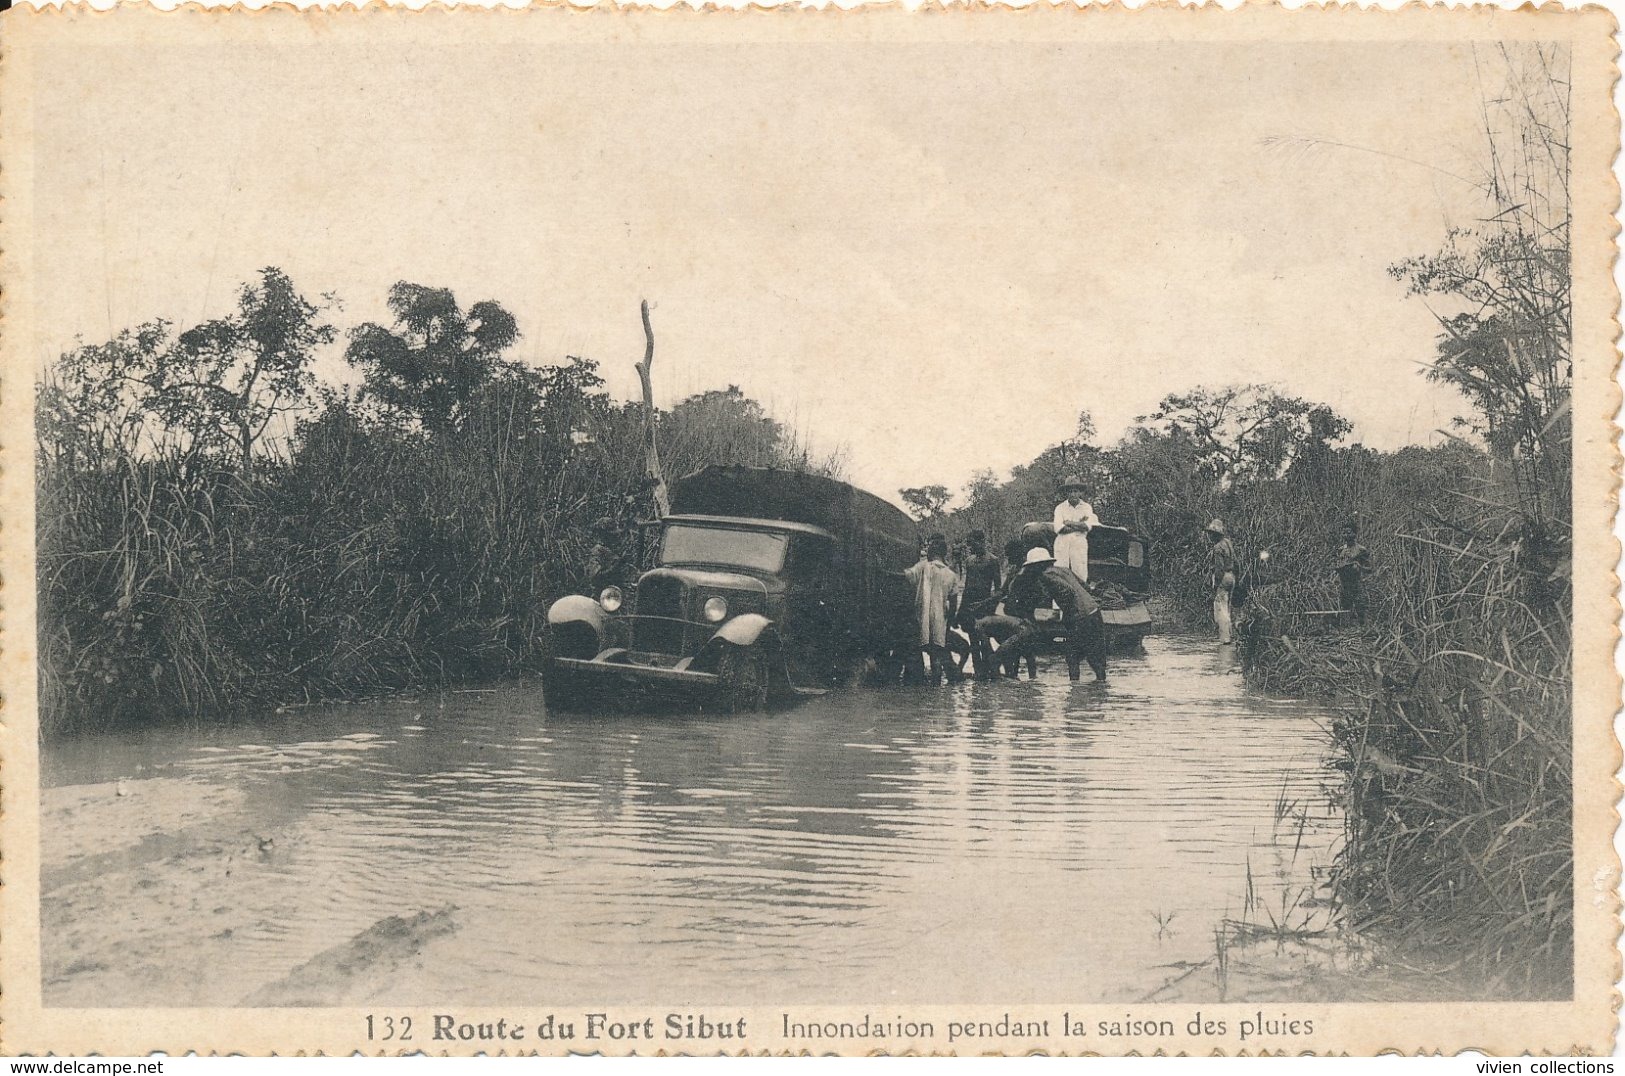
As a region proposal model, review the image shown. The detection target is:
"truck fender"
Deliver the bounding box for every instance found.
[546,595,608,659]
[687,614,781,672]
[709,613,777,650]
[548,594,607,632]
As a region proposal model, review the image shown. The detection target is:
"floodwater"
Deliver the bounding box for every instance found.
[41,634,1342,1008]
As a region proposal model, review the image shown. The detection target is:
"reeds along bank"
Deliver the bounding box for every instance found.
[1215,127,1570,1007]
[1284,44,1572,997]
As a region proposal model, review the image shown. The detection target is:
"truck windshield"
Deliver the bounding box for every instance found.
[660,525,787,572]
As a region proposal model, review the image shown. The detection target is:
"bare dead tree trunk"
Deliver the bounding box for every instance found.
[238,415,255,480]
[636,299,671,517]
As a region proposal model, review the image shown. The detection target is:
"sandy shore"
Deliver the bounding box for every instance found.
[42,777,458,1007]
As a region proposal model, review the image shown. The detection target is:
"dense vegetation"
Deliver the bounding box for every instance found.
[909,46,1574,998]
[1325,45,1573,999]
[37,278,837,737]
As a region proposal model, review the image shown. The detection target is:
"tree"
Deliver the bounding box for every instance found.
[899,484,951,521]
[1387,45,1570,528]
[346,282,521,436]
[961,468,1002,508]
[39,321,174,470]
[1140,384,1351,487]
[153,267,335,477]
[1097,424,1212,537]
[40,268,334,479]
[660,385,788,477]
[1072,409,1097,447]
[532,355,611,450]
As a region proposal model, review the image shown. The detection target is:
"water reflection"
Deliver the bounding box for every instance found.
[43,635,1338,1006]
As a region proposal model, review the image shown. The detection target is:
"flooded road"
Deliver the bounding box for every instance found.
[42,634,1341,1008]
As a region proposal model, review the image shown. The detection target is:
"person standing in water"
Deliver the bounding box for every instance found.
[905,533,964,685]
[955,529,1002,679]
[1206,518,1238,645]
[976,536,1039,680]
[1052,476,1100,580]
[1034,548,1109,682]
[1335,521,1372,625]
[990,547,1053,679]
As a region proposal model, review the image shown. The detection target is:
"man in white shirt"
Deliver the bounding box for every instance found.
[1052,476,1100,580]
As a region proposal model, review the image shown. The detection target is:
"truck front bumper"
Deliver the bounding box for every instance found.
[550,654,721,689]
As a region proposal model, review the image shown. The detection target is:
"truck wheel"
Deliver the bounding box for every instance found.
[717,645,769,713]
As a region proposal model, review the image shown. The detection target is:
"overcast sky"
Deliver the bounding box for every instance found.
[28,33,1505,503]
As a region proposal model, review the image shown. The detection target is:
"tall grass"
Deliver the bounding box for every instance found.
[36,347,831,737]
[1239,45,1573,997]
[1224,458,1571,996]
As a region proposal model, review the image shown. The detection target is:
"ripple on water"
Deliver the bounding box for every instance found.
[44,634,1339,1005]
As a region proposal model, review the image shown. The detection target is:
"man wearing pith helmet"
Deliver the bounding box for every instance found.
[1000,545,1109,683]
[1052,475,1101,580]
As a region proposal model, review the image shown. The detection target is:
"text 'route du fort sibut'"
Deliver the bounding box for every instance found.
[422,1013,747,1044]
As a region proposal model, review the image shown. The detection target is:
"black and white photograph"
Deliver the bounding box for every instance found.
[0,4,1617,1057]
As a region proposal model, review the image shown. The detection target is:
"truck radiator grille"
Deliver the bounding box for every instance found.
[632,577,686,654]
[632,618,686,655]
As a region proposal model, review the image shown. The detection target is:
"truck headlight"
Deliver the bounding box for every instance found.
[703,596,729,622]
[598,586,623,613]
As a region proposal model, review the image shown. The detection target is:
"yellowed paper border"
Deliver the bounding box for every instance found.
[0,2,1618,1055]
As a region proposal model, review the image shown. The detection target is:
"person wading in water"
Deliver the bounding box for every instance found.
[905,533,964,685]
[956,529,1002,680]
[1034,547,1109,682]
[1206,518,1238,646]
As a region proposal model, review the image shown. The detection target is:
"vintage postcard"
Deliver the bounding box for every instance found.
[0,1,1618,1058]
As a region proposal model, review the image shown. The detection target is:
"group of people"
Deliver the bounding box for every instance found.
[903,477,1110,686]
[1204,516,1373,645]
[906,482,1376,679]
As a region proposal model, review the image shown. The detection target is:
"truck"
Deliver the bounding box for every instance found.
[543,465,919,712]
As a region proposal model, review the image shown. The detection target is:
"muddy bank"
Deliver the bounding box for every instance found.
[245,908,460,1007]
[42,777,460,1007]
